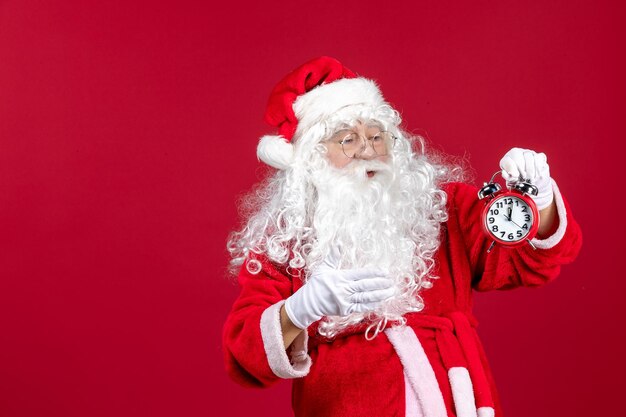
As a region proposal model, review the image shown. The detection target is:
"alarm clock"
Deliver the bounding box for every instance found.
[477,171,540,253]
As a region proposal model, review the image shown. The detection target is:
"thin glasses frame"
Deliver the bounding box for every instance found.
[334,130,397,158]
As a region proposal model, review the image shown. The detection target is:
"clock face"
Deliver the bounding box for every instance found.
[484,195,535,243]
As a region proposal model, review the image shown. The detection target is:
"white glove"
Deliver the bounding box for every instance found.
[284,248,396,329]
[499,147,554,210]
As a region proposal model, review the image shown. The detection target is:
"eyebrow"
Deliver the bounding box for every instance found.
[333,122,353,131]
[328,130,354,143]
[327,121,385,140]
[365,121,384,129]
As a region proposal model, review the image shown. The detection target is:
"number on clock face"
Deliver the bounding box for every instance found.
[485,196,534,242]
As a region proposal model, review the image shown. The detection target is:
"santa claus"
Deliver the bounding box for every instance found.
[223,56,582,417]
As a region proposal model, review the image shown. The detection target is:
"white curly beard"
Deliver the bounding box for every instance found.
[309,156,444,339]
[310,158,404,271]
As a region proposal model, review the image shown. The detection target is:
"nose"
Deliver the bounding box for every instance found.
[353,136,377,160]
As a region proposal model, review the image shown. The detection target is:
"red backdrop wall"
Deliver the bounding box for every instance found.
[0,1,623,416]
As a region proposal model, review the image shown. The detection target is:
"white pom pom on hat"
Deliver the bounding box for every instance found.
[256,135,294,170]
[257,56,385,169]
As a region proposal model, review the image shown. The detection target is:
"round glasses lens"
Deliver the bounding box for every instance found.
[339,133,361,157]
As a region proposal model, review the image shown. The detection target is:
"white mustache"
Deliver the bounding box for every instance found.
[342,159,392,176]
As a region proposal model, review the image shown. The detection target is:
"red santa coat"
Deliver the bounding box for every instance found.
[222,181,582,417]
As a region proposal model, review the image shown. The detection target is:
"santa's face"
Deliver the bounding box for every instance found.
[323,121,391,171]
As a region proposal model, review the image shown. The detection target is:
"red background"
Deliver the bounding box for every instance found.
[0,1,623,416]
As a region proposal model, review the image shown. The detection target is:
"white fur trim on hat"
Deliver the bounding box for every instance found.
[293,77,385,134]
[257,134,295,170]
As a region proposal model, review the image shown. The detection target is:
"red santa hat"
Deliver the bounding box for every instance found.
[257,56,387,169]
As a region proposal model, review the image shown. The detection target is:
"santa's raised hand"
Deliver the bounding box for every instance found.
[499,147,554,210]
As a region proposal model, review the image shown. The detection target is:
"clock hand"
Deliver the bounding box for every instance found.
[509,218,525,230]
[506,207,512,221]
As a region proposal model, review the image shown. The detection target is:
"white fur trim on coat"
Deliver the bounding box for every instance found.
[260,300,311,379]
[257,135,295,170]
[477,407,495,417]
[531,179,567,249]
[448,367,478,417]
[404,371,424,417]
[385,325,448,417]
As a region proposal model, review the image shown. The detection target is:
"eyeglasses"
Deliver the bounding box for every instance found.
[329,129,397,158]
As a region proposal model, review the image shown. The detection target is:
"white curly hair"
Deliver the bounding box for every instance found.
[227,103,464,339]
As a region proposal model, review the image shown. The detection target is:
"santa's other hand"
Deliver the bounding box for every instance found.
[284,258,394,330]
[499,147,554,210]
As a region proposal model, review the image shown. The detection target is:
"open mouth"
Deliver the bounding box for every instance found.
[366,170,376,178]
